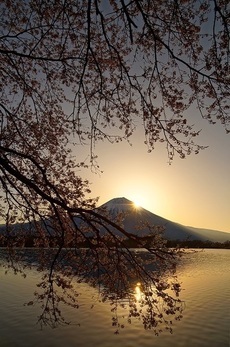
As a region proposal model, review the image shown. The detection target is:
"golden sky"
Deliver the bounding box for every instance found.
[79,116,230,234]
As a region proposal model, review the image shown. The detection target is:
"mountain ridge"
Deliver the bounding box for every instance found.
[0,197,229,243]
[99,197,229,242]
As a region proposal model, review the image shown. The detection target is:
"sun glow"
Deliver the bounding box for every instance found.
[132,195,147,209]
[133,199,142,208]
[117,183,159,213]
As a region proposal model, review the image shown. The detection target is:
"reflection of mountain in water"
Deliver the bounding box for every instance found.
[98,197,230,242]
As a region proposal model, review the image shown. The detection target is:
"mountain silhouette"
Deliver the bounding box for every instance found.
[98,197,230,242]
[0,197,229,243]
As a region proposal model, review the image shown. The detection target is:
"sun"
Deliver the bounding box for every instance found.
[133,199,142,209]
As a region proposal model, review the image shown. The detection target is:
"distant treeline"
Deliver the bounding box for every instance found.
[166,239,230,249]
[0,235,229,249]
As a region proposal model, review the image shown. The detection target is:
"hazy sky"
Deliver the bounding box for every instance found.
[78,115,230,234]
[68,4,230,235]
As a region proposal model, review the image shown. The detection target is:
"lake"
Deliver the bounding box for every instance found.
[0,249,229,347]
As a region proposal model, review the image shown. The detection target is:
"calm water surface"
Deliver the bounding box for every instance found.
[0,249,229,347]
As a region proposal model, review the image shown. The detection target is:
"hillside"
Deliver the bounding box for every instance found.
[98,197,230,242]
[0,197,229,244]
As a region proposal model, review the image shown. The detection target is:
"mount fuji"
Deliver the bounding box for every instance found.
[98,197,230,242]
[0,197,229,244]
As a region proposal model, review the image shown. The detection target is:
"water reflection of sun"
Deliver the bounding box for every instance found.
[134,282,142,301]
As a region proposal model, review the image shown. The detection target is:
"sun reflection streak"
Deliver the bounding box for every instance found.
[134,282,143,302]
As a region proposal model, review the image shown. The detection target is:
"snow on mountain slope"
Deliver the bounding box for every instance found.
[0,197,229,243]
[99,197,230,242]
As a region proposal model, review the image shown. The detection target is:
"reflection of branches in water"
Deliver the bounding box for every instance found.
[96,259,184,335]
[0,214,184,334]
[34,272,80,328]
[130,279,183,335]
[0,243,184,334]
